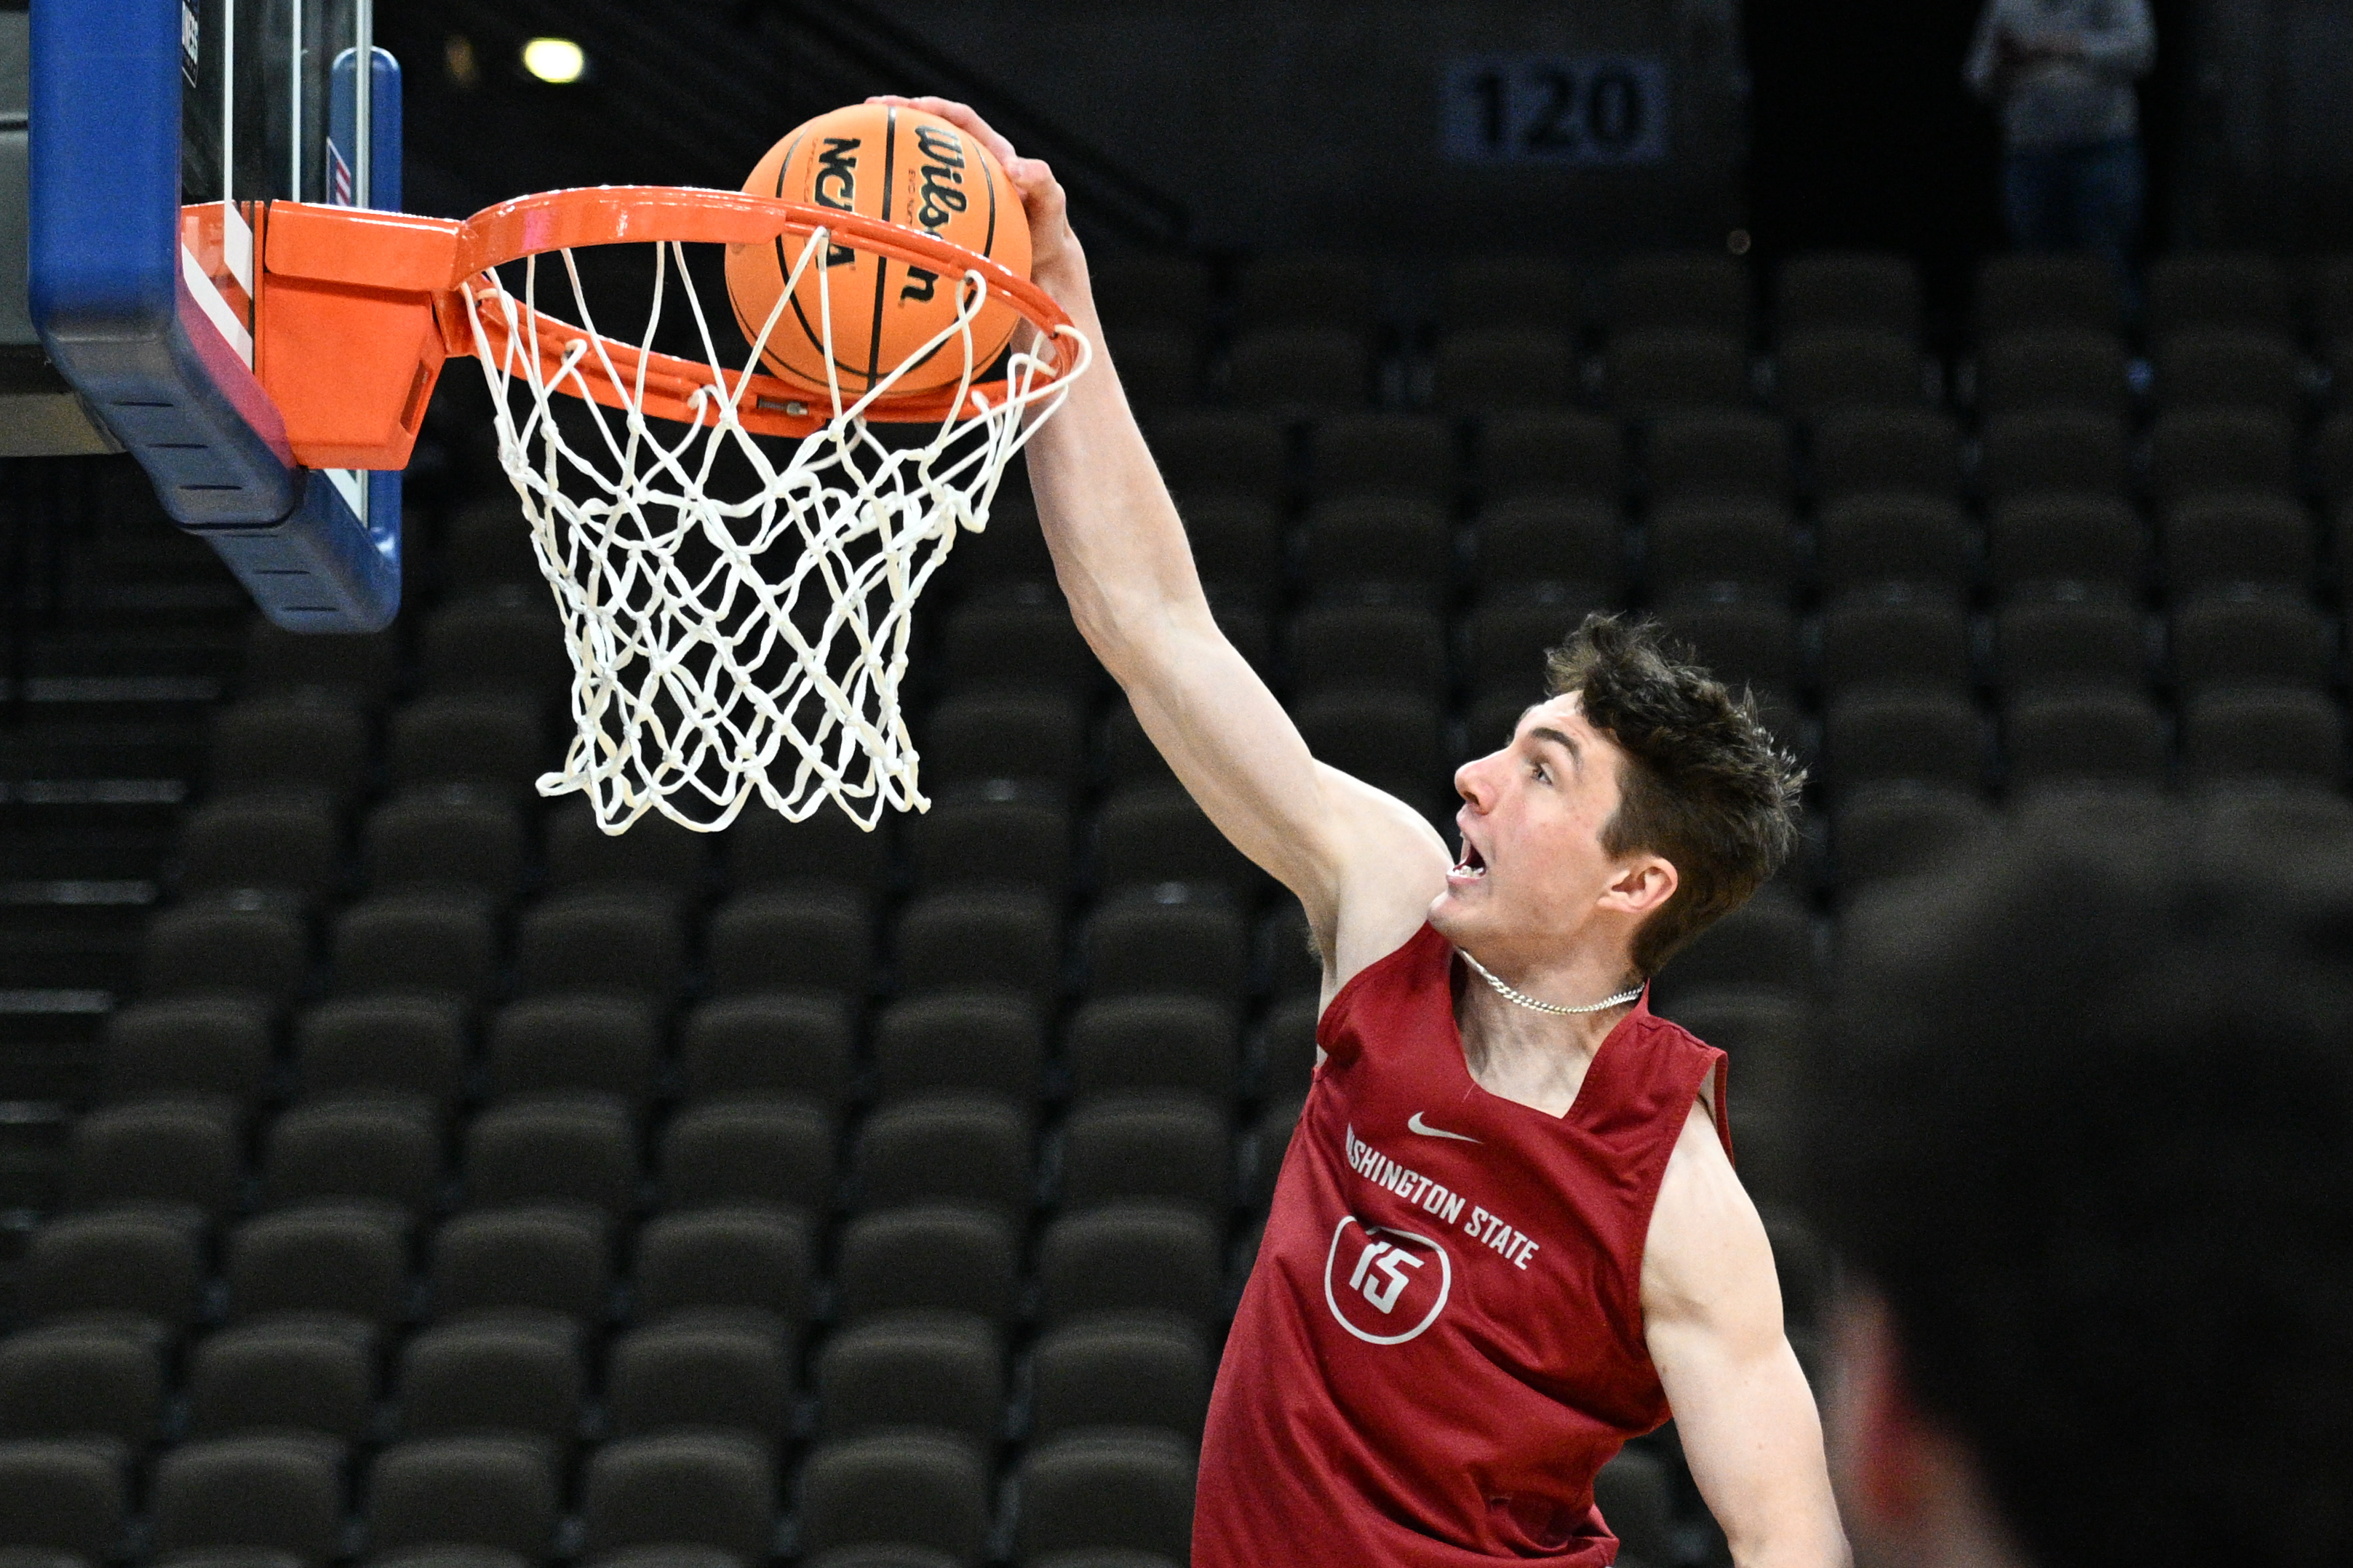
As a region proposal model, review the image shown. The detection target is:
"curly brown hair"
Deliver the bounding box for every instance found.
[1544,613,1805,976]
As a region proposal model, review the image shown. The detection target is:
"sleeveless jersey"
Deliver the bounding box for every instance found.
[1195,923,1731,1566]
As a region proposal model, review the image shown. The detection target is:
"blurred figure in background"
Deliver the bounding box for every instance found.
[1966,0,2155,292]
[1803,798,2353,1568]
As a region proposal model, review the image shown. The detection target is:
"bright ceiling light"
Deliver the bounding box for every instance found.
[522,37,586,84]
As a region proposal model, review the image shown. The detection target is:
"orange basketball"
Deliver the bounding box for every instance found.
[725,103,1031,399]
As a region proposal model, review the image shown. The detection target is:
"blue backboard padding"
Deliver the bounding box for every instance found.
[28,0,401,632]
[333,44,406,618]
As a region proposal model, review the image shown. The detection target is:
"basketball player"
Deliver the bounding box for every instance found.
[870,97,1849,1568]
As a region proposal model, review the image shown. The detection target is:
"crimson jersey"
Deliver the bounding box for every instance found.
[1195,923,1730,1566]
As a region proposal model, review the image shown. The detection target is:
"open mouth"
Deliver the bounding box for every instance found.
[1452,840,1488,878]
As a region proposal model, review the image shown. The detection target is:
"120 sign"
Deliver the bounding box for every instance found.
[1441,57,1670,166]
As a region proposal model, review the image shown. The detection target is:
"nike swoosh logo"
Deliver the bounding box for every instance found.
[1407,1112,1480,1143]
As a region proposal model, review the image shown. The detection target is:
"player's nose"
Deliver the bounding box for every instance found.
[1454,752,1496,811]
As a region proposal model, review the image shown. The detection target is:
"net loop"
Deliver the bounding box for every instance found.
[455,215,1089,835]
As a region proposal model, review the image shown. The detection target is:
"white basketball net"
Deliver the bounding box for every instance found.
[457,227,1088,834]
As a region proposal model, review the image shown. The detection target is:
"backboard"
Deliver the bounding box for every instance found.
[23,0,405,631]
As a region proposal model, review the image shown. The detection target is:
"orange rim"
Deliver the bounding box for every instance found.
[451,186,1080,436]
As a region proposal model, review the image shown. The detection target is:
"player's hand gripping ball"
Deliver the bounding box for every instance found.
[725,102,1032,398]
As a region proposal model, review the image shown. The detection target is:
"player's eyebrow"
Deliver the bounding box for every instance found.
[1525,725,1582,774]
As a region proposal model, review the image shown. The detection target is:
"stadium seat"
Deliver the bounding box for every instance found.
[295,995,469,1106]
[65,1097,240,1218]
[1645,501,1797,595]
[1256,995,1320,1103]
[2147,408,2296,506]
[871,994,1048,1105]
[260,1097,442,1213]
[186,1318,374,1441]
[1257,903,1322,1001]
[2147,251,2293,337]
[2160,493,2316,592]
[1063,997,1241,1102]
[1082,888,1249,1008]
[394,1316,584,1448]
[1779,250,1922,333]
[795,1431,992,1565]
[360,788,527,899]
[1814,494,1972,593]
[1604,329,1748,413]
[1832,784,1999,891]
[1991,594,2150,694]
[1246,1095,1308,1211]
[1289,692,1447,812]
[2004,691,2170,790]
[1284,604,1446,700]
[676,995,855,1111]
[1179,498,1283,592]
[921,693,1088,795]
[1815,589,1973,696]
[576,1433,777,1568]
[241,618,399,707]
[1439,256,1588,338]
[1808,408,1964,502]
[630,1208,814,1333]
[416,592,571,702]
[1091,255,1211,336]
[892,891,1064,1008]
[1645,411,1791,501]
[814,1313,1003,1445]
[1652,888,1813,1000]
[2171,592,2333,691]
[1235,255,1379,335]
[1226,326,1372,413]
[462,1098,640,1217]
[658,1100,834,1214]
[1029,1314,1213,1442]
[2154,327,2303,418]
[1105,326,1196,412]
[1035,1203,1222,1326]
[1820,692,1987,794]
[1974,328,2128,415]
[1421,327,1572,412]
[1308,413,1457,503]
[2181,689,2346,786]
[428,1207,612,1327]
[1468,498,1623,597]
[1478,410,1623,502]
[941,592,1102,698]
[602,1321,794,1444]
[1147,413,1289,506]
[723,806,892,898]
[511,894,687,1000]
[1651,595,1799,701]
[1012,1430,1197,1564]
[0,1438,128,1565]
[544,805,708,898]
[487,995,661,1106]
[1610,252,1751,337]
[175,791,342,902]
[1457,589,1598,703]
[833,1206,1021,1325]
[95,995,271,1104]
[207,694,370,800]
[1092,784,1263,899]
[365,1436,561,1561]
[1774,328,1922,414]
[904,786,1075,894]
[139,891,309,1007]
[1059,1093,1233,1214]
[1984,495,2147,592]
[1976,410,2129,501]
[17,1209,204,1333]
[0,1324,164,1447]
[1096,704,1176,787]
[1974,253,2119,336]
[437,496,542,589]
[1299,498,1453,601]
[702,888,871,1000]
[328,891,498,1003]
[389,695,546,796]
[148,1433,344,1567]
[853,1094,1034,1216]
[226,1204,409,1329]
[1593,1449,1679,1568]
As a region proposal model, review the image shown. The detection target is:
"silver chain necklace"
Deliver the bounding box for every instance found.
[1459,948,1644,1016]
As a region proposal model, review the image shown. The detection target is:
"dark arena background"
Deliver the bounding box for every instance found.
[3,0,2352,1564]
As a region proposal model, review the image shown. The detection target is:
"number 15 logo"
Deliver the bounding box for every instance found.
[1323,1217,1453,1345]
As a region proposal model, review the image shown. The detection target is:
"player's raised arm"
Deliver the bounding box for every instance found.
[871,96,1449,981]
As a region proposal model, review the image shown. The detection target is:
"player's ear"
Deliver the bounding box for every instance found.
[1601,853,1676,916]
